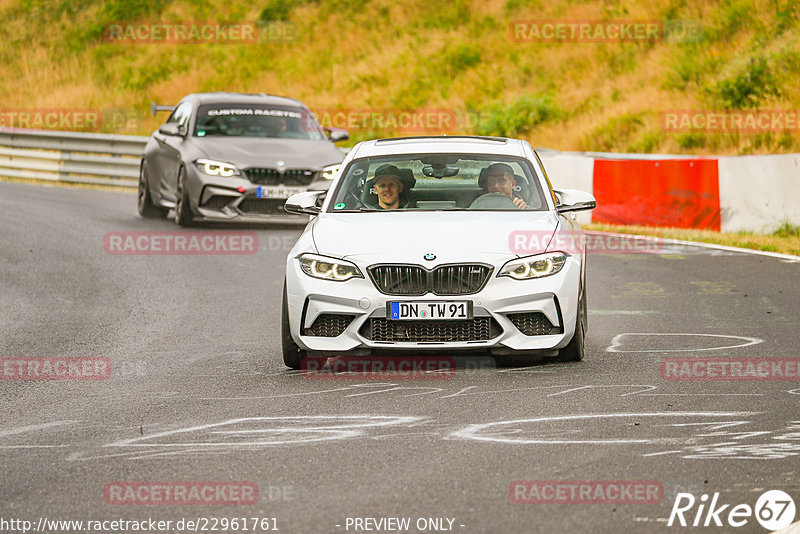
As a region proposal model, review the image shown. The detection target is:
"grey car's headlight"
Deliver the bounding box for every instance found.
[321,164,340,180]
[195,159,241,177]
[498,252,568,280]
[298,253,363,281]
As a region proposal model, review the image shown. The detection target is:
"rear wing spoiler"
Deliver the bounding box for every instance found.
[150,102,176,116]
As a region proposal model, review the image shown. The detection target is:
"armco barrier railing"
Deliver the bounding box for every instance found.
[0,128,351,189]
[0,128,148,187]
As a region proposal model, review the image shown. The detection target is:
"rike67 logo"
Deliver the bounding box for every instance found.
[668,490,796,531]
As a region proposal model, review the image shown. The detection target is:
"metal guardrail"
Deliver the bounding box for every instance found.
[0,128,350,188]
[0,129,148,187]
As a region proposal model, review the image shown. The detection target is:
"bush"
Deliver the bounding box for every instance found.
[442,43,481,75]
[627,131,662,153]
[422,0,471,29]
[583,113,643,152]
[663,44,724,90]
[773,222,800,238]
[708,55,780,109]
[259,0,315,21]
[676,133,706,149]
[475,94,560,137]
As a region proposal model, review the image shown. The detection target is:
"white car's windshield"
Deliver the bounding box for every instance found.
[193,104,326,139]
[328,154,547,212]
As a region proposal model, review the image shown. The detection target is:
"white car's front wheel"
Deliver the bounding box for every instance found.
[281,281,306,369]
[557,285,586,362]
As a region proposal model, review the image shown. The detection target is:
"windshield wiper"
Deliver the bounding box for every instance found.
[337,209,374,212]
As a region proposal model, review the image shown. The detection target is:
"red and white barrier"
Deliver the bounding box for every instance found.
[540,150,800,233]
[718,154,800,233]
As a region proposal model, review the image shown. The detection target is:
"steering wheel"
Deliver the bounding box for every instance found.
[469,192,519,210]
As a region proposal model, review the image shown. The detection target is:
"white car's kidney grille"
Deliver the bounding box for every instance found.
[362,317,500,342]
[368,264,492,296]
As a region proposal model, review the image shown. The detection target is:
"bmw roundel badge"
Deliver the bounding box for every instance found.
[424,253,436,261]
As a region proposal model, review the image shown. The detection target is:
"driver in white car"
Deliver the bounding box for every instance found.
[484,163,527,210]
[369,164,406,210]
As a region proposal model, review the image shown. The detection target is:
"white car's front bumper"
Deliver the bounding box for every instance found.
[285,254,581,355]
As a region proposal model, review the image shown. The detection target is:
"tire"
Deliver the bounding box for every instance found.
[557,285,586,362]
[281,281,306,369]
[174,166,194,227]
[137,161,167,218]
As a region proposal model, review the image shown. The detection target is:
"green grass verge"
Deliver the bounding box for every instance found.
[586,222,800,256]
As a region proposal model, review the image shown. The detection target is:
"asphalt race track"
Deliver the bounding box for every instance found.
[1,180,799,534]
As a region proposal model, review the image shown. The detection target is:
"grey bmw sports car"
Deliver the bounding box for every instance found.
[138,92,348,225]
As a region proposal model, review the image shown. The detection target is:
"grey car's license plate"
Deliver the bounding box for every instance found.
[257,185,306,199]
[388,301,472,320]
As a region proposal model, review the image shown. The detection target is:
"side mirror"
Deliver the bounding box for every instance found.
[285,191,325,216]
[158,123,185,137]
[324,127,349,142]
[554,189,597,213]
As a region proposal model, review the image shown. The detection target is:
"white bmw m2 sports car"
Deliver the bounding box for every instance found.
[281,136,596,369]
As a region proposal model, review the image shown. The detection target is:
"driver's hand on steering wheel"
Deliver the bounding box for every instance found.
[513,196,527,210]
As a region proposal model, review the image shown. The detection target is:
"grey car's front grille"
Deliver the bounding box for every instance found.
[361,317,501,343]
[238,198,285,215]
[245,168,318,186]
[507,312,562,336]
[368,264,492,296]
[303,314,355,337]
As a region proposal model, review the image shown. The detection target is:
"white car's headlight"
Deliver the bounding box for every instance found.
[195,159,241,177]
[498,252,568,280]
[298,253,362,281]
[321,164,340,180]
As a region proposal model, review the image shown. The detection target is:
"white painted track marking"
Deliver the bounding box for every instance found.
[449,412,754,445]
[606,333,764,353]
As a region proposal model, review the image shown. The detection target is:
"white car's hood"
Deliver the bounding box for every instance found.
[312,211,560,264]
